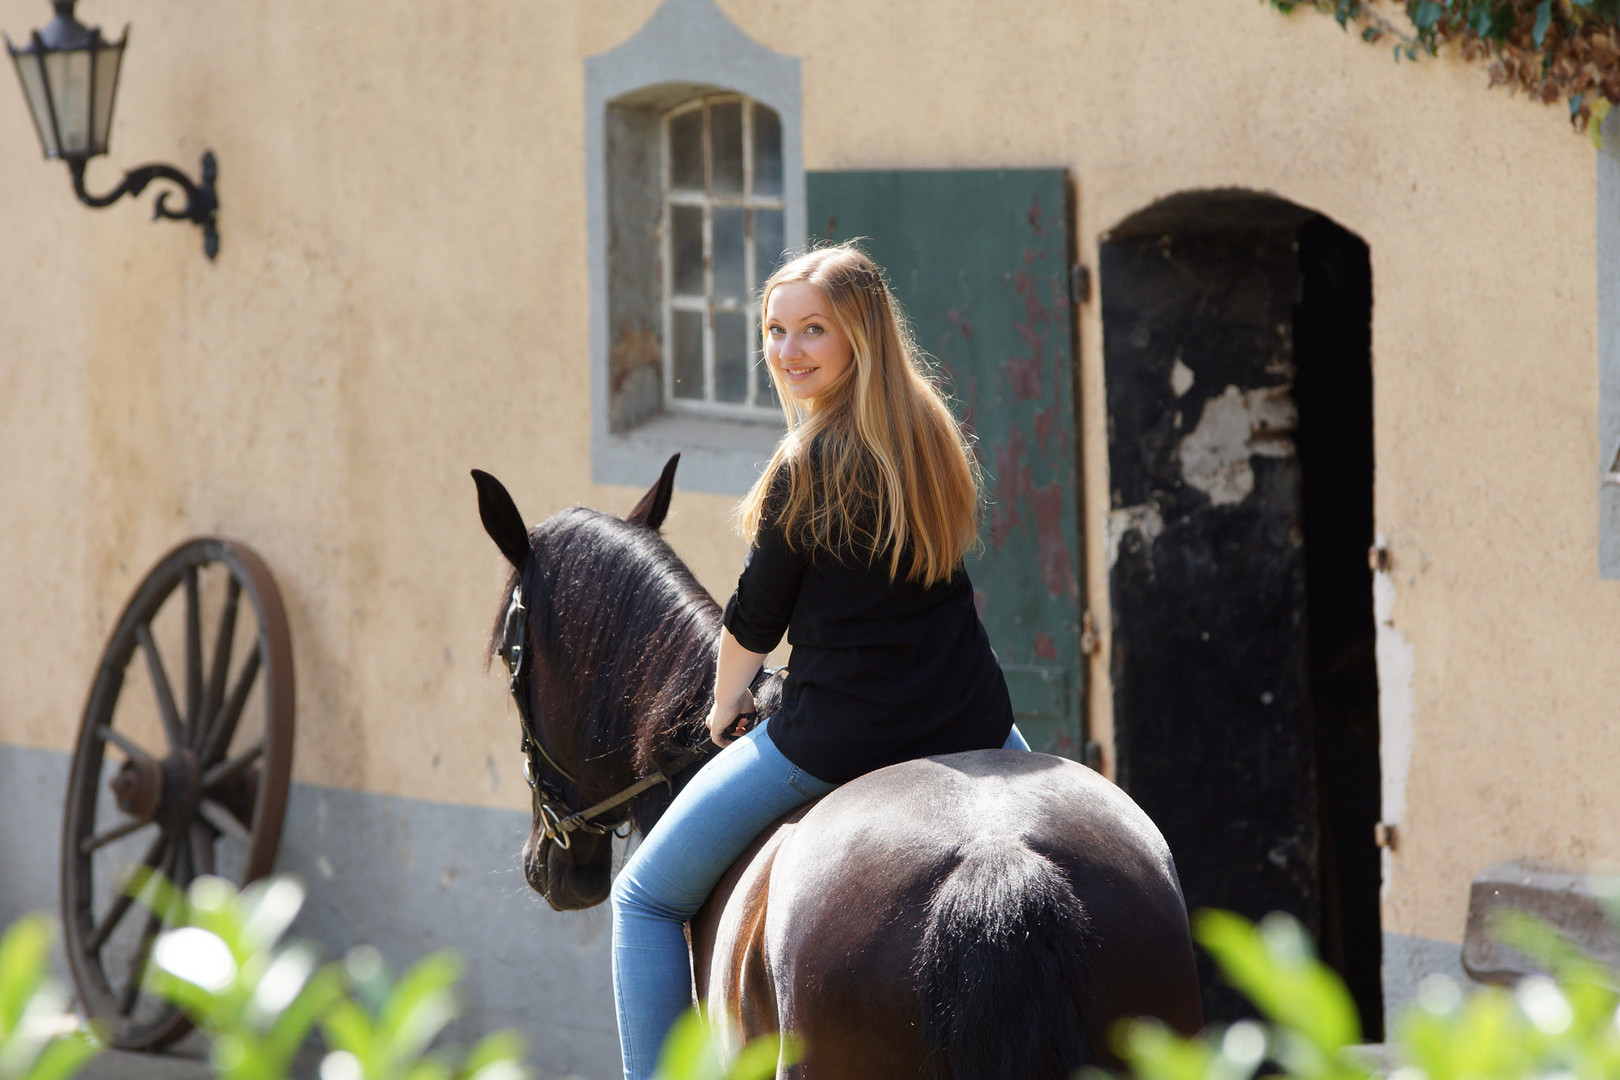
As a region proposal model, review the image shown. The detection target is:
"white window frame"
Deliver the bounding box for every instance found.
[660,94,783,421]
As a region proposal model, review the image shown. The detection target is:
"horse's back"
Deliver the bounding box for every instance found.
[759,750,1202,1078]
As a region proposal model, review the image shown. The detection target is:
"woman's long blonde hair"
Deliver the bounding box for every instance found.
[737,243,980,586]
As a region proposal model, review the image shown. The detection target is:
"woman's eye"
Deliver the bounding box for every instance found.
[805,325,822,335]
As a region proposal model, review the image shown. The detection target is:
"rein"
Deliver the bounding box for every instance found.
[500,584,708,849]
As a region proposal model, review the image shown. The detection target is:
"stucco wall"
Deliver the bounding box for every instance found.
[0,0,1614,1059]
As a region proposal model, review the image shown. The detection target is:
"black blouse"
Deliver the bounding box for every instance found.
[720,496,1014,785]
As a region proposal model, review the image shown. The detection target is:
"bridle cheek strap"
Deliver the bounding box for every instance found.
[502,583,705,849]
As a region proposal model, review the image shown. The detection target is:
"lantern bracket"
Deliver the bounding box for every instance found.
[68,151,219,259]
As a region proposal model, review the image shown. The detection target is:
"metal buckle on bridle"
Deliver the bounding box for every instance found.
[538,802,571,849]
[501,584,526,692]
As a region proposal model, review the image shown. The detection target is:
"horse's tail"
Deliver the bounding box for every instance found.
[916,836,1093,1080]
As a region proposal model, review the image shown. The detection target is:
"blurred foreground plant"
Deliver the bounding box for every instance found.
[143,872,787,1080]
[652,1008,793,1080]
[1108,901,1620,1080]
[0,872,794,1080]
[0,916,100,1080]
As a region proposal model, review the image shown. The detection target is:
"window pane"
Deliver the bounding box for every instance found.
[712,207,747,308]
[711,100,743,194]
[671,205,705,297]
[753,104,783,196]
[753,315,776,407]
[753,208,785,286]
[672,310,704,400]
[715,312,748,404]
[669,108,702,191]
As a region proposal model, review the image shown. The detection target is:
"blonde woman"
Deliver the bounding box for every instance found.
[609,244,1025,1079]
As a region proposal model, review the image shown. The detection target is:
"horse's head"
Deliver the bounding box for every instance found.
[472,456,715,910]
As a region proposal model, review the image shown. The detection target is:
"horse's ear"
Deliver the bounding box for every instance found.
[472,469,533,570]
[626,454,680,531]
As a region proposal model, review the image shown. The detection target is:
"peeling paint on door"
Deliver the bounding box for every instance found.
[1178,384,1299,507]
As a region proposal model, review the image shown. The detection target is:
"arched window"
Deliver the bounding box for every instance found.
[662,95,784,417]
[585,0,804,495]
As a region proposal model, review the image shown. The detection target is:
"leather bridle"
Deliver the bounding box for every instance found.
[500,584,705,849]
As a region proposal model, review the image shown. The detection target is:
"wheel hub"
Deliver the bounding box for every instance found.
[109,749,200,833]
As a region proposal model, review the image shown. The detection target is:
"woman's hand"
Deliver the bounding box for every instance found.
[707,685,757,747]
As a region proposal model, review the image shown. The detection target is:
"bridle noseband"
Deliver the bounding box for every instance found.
[500,584,704,850]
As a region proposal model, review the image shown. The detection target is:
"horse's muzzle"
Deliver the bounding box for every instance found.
[524,829,612,911]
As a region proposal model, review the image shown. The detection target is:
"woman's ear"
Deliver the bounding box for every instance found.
[626,454,680,531]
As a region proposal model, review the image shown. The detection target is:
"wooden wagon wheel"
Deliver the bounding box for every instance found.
[60,538,295,1049]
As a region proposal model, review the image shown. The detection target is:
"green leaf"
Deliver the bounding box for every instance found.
[0,917,51,1037]
[462,1030,528,1079]
[1413,2,1445,31]
[1194,911,1361,1053]
[653,1010,723,1080]
[23,1030,101,1080]
[725,1036,785,1080]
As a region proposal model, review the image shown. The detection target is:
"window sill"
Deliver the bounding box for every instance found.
[595,412,783,496]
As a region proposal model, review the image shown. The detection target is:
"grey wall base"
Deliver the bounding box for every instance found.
[0,743,619,1080]
[1382,929,1470,1034]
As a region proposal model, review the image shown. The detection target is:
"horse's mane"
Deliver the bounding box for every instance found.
[488,506,721,783]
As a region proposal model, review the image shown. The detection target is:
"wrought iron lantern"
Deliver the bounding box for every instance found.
[6,0,218,259]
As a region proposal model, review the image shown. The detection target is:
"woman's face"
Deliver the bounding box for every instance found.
[765,281,854,404]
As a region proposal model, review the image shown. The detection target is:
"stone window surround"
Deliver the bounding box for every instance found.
[585,0,805,496]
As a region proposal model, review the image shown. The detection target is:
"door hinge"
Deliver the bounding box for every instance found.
[1069,263,1092,305]
[1079,610,1100,655]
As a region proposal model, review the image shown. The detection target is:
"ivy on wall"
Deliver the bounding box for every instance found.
[1270,0,1620,136]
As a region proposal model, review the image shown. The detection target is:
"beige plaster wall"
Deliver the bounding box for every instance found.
[1,0,1613,949]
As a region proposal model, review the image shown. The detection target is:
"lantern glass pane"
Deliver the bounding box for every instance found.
[90,41,123,153]
[43,47,92,155]
[10,48,59,157]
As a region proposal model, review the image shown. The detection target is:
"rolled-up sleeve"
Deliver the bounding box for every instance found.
[721,515,807,653]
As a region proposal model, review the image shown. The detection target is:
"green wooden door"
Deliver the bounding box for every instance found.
[808,170,1088,760]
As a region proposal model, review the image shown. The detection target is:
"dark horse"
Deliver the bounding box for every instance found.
[472,457,1202,1079]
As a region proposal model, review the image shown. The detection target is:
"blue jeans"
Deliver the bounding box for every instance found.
[610,721,1030,1080]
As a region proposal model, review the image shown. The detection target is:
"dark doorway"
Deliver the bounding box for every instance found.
[1101,191,1382,1037]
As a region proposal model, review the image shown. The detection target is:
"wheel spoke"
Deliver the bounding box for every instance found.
[87,831,168,953]
[97,725,157,764]
[117,843,179,1016]
[135,624,185,752]
[201,742,263,791]
[200,645,260,768]
[196,577,241,751]
[184,567,202,738]
[189,821,215,878]
[197,799,252,846]
[79,816,154,855]
[173,827,195,892]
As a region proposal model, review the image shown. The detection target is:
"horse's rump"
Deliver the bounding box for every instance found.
[692,750,1202,1079]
